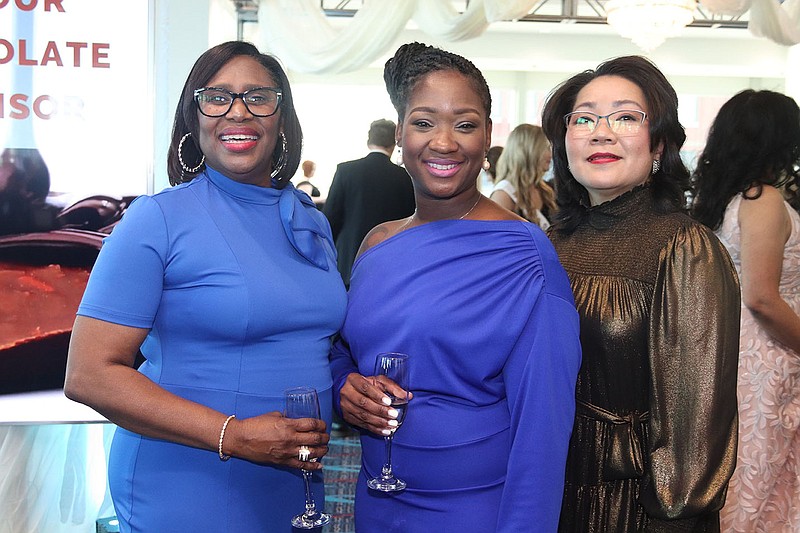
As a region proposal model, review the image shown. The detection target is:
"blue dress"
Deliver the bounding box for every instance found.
[329,220,582,532]
[77,167,347,532]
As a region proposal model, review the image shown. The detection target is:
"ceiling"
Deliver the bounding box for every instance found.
[227,0,786,83]
[231,0,749,30]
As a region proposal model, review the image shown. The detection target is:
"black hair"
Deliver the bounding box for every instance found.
[383,42,491,121]
[541,55,689,233]
[691,89,800,229]
[486,146,503,181]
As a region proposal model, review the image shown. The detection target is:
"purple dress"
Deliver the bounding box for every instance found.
[330,220,582,532]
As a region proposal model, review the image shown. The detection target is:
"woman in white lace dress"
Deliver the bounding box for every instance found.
[692,89,800,532]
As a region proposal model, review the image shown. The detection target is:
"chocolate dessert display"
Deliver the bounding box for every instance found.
[0,230,104,394]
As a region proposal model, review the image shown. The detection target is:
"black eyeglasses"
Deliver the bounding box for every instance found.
[193,87,283,118]
[564,109,647,137]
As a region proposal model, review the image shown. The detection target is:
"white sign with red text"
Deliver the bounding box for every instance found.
[1,0,151,199]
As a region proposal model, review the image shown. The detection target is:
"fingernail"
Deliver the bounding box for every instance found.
[381,396,391,406]
[381,429,392,436]
[387,419,398,427]
[387,408,398,418]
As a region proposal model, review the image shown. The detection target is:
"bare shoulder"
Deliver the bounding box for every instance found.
[489,189,515,211]
[739,184,791,239]
[739,185,787,219]
[355,220,405,258]
[481,197,525,221]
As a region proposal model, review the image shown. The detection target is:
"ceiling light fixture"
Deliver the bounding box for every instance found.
[605,0,697,52]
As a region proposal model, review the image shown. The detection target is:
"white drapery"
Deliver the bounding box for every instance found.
[702,0,800,45]
[257,0,538,74]
[257,0,799,75]
[749,0,800,45]
[0,424,115,533]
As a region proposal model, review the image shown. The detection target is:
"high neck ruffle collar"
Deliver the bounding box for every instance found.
[204,167,330,270]
[585,183,652,230]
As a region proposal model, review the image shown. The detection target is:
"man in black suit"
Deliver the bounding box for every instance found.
[324,119,415,288]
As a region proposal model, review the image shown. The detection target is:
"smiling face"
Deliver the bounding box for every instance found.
[196,55,282,187]
[397,70,491,204]
[565,75,662,205]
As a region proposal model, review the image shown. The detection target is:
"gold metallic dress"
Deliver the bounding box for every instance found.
[549,185,741,532]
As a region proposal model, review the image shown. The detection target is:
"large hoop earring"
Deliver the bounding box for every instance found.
[270,131,288,181]
[178,132,205,175]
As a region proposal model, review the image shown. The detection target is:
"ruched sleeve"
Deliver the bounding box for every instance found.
[329,333,358,419]
[498,287,581,532]
[331,219,582,531]
[641,223,740,527]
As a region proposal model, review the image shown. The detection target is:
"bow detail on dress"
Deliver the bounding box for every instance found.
[577,400,650,480]
[277,186,331,270]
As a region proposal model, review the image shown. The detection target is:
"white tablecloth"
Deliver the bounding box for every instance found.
[0,390,115,533]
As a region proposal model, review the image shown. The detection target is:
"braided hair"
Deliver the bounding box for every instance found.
[383,42,491,121]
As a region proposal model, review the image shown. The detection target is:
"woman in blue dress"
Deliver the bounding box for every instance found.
[329,42,582,532]
[64,41,346,532]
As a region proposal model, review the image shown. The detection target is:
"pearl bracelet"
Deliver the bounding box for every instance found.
[218,414,236,461]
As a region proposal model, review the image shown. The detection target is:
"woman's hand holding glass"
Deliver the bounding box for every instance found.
[221,410,328,470]
[339,365,413,437]
[284,387,331,529]
[367,353,410,492]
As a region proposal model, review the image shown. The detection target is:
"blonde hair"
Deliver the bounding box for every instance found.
[495,124,555,223]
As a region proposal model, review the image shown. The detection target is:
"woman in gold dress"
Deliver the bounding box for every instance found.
[541,55,741,531]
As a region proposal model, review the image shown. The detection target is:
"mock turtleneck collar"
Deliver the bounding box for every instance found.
[203,166,331,270]
[204,166,282,204]
[585,183,652,230]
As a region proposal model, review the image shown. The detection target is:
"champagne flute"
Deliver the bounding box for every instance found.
[367,352,410,492]
[284,386,331,529]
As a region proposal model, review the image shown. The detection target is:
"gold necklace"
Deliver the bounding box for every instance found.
[398,195,482,232]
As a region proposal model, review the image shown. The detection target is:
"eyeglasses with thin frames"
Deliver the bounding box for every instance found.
[193,86,283,118]
[564,109,647,137]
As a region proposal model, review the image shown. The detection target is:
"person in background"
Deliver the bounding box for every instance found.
[486,145,503,181]
[329,41,581,532]
[490,123,555,229]
[478,144,503,194]
[323,118,415,288]
[541,55,741,531]
[0,148,54,235]
[691,89,800,532]
[64,41,346,532]
[295,159,321,198]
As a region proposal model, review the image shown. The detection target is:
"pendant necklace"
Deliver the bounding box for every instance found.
[398,194,482,232]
